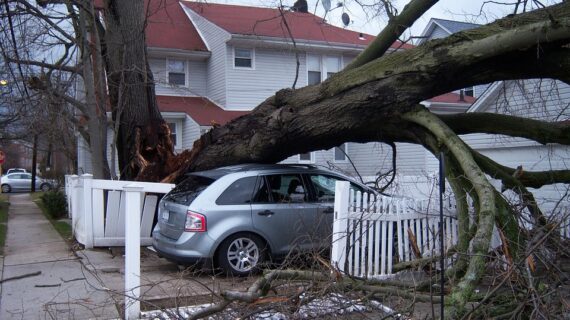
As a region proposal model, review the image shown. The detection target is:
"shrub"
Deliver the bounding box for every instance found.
[40,191,68,219]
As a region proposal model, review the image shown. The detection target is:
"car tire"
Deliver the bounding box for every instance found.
[40,183,51,192]
[216,233,267,277]
[1,184,11,193]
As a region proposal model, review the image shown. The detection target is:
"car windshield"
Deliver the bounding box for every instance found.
[164,175,215,205]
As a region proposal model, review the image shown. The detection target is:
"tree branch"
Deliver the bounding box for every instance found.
[345,0,438,71]
[5,57,80,74]
[440,113,570,145]
[472,149,570,189]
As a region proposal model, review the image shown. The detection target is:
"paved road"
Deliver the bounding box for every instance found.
[0,194,118,320]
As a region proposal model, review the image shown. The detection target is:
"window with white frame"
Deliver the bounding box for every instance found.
[307,54,341,85]
[298,152,314,163]
[167,121,181,148]
[308,54,321,85]
[234,48,253,68]
[334,143,348,162]
[167,59,186,86]
[464,86,474,97]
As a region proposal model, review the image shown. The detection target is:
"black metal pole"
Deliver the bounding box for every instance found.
[439,152,445,319]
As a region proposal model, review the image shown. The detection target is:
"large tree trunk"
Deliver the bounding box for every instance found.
[102,0,175,180]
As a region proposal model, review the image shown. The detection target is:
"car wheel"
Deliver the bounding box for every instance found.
[40,183,51,192]
[1,184,11,193]
[216,233,267,277]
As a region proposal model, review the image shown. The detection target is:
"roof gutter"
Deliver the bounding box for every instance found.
[148,47,211,60]
[228,34,370,54]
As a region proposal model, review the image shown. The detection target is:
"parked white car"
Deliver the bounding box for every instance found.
[6,168,28,175]
[0,173,52,193]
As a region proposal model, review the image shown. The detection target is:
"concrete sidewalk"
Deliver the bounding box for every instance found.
[0,194,255,319]
[0,194,119,320]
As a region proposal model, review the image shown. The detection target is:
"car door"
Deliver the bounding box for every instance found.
[250,173,318,256]
[10,174,27,191]
[306,174,367,248]
[20,173,33,191]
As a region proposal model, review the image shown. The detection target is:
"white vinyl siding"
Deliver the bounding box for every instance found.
[333,144,348,162]
[226,47,307,110]
[185,6,231,106]
[149,58,207,96]
[181,115,201,151]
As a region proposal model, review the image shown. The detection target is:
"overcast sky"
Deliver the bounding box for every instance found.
[202,0,556,41]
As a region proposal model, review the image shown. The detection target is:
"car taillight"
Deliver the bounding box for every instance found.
[185,211,206,232]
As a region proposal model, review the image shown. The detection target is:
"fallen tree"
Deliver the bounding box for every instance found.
[135,1,570,317]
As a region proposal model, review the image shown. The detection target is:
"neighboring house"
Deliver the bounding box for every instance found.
[388,19,570,213]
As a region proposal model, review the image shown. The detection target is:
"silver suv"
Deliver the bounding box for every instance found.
[152,164,371,276]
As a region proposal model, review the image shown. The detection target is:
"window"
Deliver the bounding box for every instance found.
[334,143,348,162]
[167,59,186,86]
[167,121,181,148]
[234,48,253,68]
[216,177,257,205]
[308,54,321,85]
[264,174,307,203]
[298,152,314,163]
[464,86,474,97]
[309,174,364,203]
[325,56,341,78]
[307,54,341,85]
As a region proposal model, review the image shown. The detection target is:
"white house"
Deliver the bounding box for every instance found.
[78,0,469,177]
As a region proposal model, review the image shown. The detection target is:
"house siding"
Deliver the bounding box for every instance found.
[184,7,231,107]
[226,46,307,110]
[149,58,208,97]
[181,115,201,150]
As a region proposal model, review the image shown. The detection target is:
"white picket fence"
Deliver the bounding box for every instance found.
[65,174,174,248]
[331,181,458,279]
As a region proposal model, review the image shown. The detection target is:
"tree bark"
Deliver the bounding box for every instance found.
[102,0,174,180]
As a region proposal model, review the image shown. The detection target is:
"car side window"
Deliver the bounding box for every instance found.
[264,174,307,203]
[216,176,257,205]
[309,174,364,202]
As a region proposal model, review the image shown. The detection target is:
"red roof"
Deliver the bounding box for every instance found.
[183,1,411,49]
[157,96,248,125]
[146,0,208,52]
[428,92,476,104]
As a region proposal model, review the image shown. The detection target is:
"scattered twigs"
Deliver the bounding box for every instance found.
[0,271,41,283]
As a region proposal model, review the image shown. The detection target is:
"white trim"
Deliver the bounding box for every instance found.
[233,47,255,69]
[333,143,349,163]
[467,81,504,113]
[148,47,210,60]
[229,35,368,54]
[298,152,315,163]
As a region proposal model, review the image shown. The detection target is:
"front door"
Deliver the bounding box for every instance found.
[251,174,318,256]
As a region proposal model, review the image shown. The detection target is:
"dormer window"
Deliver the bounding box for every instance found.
[168,59,186,86]
[234,48,253,68]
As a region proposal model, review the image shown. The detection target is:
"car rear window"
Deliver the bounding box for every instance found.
[164,175,215,205]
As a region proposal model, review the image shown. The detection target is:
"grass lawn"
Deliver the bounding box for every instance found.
[0,194,8,255]
[30,192,73,242]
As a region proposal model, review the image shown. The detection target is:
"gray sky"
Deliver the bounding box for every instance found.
[202,0,556,41]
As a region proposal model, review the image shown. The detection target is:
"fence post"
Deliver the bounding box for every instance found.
[331,181,350,274]
[123,184,144,320]
[68,175,79,223]
[81,174,94,249]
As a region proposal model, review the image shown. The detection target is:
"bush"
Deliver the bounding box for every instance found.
[40,191,68,219]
